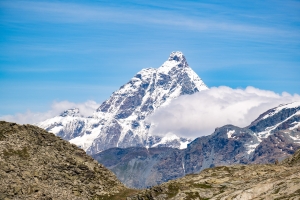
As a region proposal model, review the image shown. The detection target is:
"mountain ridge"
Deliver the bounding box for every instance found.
[1,120,300,200]
[0,121,129,199]
[38,51,208,154]
[94,101,300,188]
[126,148,300,199]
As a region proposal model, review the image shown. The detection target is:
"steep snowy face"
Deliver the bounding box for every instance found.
[248,102,300,140]
[87,51,207,153]
[38,108,95,141]
[95,51,207,119]
[38,51,208,154]
[60,108,82,117]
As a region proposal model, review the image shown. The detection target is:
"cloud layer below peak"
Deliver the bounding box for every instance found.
[0,100,100,125]
[1,86,299,139]
[147,86,300,139]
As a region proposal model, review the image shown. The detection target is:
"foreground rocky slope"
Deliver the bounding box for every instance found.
[0,121,132,200]
[1,121,300,200]
[38,51,208,154]
[126,148,300,199]
[94,102,300,188]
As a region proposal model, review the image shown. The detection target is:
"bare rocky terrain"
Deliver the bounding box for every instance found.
[0,121,134,200]
[126,148,300,200]
[1,120,300,199]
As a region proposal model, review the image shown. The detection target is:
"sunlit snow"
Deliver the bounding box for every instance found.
[38,51,207,152]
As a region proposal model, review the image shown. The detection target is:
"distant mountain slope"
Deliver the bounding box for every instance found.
[126,148,300,200]
[0,121,129,200]
[94,102,300,188]
[1,121,299,200]
[38,52,208,154]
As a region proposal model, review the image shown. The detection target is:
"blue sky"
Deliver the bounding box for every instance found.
[1,0,300,117]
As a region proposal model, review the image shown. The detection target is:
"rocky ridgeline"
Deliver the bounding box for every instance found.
[126,148,300,200]
[94,102,300,189]
[94,126,300,189]
[38,51,208,154]
[0,121,131,200]
[1,120,300,200]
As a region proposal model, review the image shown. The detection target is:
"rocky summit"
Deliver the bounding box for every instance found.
[0,121,133,200]
[94,102,300,189]
[38,51,208,154]
[126,148,300,199]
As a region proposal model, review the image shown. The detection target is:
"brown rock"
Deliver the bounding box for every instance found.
[0,121,128,200]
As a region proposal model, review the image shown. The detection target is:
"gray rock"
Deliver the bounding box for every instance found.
[0,121,126,200]
[95,103,300,189]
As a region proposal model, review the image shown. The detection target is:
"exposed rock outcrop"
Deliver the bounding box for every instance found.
[0,121,131,200]
[126,148,300,199]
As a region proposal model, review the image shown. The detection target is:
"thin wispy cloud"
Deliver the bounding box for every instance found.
[1,0,299,117]
[1,0,297,37]
[1,1,108,23]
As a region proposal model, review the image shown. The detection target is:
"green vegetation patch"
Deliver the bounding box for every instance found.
[211,172,218,176]
[213,166,230,172]
[167,183,180,198]
[185,173,198,177]
[93,189,139,200]
[274,188,280,194]
[184,192,202,200]
[0,129,9,141]
[2,147,30,159]
[191,183,212,189]
[277,182,285,186]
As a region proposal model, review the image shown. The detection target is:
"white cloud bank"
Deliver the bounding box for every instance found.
[2,86,300,139]
[0,100,100,125]
[147,86,300,139]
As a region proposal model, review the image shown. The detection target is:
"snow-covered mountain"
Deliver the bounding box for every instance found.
[94,101,300,188]
[38,51,208,154]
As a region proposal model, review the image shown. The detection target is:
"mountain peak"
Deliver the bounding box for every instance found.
[158,51,189,75]
[59,108,81,117]
[39,51,208,153]
[168,51,186,63]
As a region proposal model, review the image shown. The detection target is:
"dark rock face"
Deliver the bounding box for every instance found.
[251,131,300,164]
[94,125,259,188]
[126,149,300,200]
[0,121,126,200]
[93,147,182,189]
[273,115,300,132]
[95,104,300,189]
[248,106,300,133]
